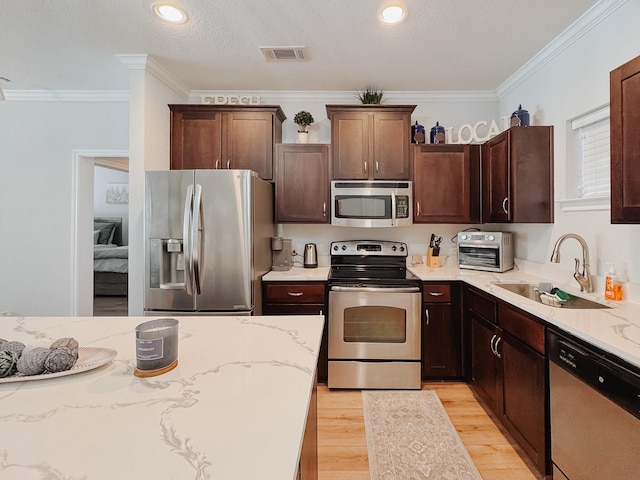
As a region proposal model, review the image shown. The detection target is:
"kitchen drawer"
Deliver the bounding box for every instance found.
[264,282,326,304]
[499,303,545,355]
[263,304,325,316]
[465,286,497,323]
[423,283,451,303]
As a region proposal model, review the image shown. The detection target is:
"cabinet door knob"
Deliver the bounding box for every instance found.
[323,202,326,216]
[416,202,421,216]
[363,161,368,174]
[428,291,444,296]
[227,159,231,169]
[502,197,509,214]
[375,161,379,173]
[287,292,304,297]
[215,159,220,169]
[490,334,497,355]
[425,308,430,325]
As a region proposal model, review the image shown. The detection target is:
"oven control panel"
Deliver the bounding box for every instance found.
[331,240,407,256]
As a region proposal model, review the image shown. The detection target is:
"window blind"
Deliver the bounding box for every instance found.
[578,119,610,198]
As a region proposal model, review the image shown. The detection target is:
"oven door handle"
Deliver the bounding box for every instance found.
[330,285,421,293]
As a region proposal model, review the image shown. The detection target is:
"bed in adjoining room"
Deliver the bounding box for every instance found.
[93,217,128,296]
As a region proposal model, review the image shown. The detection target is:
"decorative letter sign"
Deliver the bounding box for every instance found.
[202,95,262,105]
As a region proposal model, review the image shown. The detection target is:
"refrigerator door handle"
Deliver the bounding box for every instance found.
[191,183,203,295]
[183,184,194,295]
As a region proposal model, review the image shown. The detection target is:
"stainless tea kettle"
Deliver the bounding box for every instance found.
[303,243,318,268]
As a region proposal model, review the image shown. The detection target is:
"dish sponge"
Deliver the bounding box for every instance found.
[553,289,571,302]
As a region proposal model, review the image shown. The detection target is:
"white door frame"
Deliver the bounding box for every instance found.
[71,149,129,316]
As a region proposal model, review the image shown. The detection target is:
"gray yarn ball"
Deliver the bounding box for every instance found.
[16,347,51,376]
[0,341,25,358]
[0,351,19,378]
[44,346,78,373]
[51,337,79,351]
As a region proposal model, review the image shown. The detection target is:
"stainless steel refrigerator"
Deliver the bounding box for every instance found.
[144,169,274,315]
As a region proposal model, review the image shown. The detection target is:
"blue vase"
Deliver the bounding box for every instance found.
[430,121,445,144]
[511,105,530,127]
[413,121,426,144]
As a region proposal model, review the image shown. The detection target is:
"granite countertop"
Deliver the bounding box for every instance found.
[263,266,330,282]
[262,265,640,369]
[0,315,324,480]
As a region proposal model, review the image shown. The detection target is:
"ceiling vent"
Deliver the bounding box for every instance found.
[260,46,307,62]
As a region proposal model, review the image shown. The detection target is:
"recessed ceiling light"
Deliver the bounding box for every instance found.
[378,5,406,25]
[153,3,187,23]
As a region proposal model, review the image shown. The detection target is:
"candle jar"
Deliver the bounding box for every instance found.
[134,318,179,377]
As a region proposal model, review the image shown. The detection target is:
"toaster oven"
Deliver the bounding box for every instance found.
[457,231,514,272]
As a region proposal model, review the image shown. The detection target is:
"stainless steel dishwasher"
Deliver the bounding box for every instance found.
[548,330,640,480]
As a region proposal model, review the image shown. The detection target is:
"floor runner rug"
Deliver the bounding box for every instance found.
[362,390,483,480]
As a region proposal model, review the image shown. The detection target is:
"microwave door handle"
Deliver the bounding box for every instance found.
[391,191,396,226]
[191,184,203,295]
[183,184,194,296]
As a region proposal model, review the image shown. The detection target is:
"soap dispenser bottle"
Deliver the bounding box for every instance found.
[605,263,623,301]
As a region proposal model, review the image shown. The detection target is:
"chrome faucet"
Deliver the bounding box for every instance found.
[550,234,594,293]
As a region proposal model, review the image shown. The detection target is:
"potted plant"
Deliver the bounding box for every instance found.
[294,110,314,143]
[356,87,384,104]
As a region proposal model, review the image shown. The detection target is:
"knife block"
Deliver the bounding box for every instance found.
[427,247,440,268]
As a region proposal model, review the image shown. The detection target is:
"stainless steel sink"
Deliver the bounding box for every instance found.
[492,283,612,309]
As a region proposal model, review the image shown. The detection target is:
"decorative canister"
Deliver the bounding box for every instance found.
[413,121,426,144]
[510,104,530,127]
[430,121,445,144]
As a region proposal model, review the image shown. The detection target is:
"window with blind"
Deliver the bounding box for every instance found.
[572,106,610,199]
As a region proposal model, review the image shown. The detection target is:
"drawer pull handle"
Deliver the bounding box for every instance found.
[428,292,445,296]
[287,292,304,297]
[425,308,430,326]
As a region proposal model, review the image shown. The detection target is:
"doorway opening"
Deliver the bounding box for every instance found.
[72,150,129,316]
[93,158,129,316]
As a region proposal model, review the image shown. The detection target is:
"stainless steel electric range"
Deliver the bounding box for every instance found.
[327,240,422,389]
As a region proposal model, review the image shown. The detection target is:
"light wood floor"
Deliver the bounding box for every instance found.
[93,296,128,316]
[317,382,541,480]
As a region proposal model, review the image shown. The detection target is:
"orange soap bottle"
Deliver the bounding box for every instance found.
[605,264,623,301]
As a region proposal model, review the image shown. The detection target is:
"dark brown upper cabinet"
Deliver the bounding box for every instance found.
[481,126,554,223]
[169,104,285,180]
[326,105,415,180]
[275,144,330,223]
[611,54,640,223]
[413,144,480,223]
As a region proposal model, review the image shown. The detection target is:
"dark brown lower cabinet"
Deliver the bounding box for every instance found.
[466,286,549,476]
[422,282,463,379]
[263,281,328,382]
[470,313,501,412]
[501,332,547,473]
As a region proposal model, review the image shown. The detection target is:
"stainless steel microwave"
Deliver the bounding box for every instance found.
[331,180,413,227]
[457,231,514,272]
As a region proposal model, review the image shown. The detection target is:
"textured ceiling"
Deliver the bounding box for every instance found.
[1,0,599,93]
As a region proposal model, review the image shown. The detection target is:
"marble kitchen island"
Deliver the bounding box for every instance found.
[0,315,324,480]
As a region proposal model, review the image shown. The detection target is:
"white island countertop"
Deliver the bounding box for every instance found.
[0,315,324,480]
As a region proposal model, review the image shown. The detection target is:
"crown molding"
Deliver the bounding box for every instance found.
[116,54,191,98]
[1,90,129,101]
[496,0,628,99]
